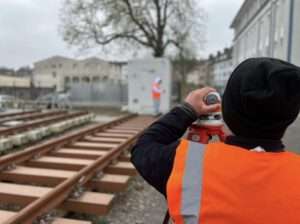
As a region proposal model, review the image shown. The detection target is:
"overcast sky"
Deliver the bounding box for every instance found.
[0,0,243,69]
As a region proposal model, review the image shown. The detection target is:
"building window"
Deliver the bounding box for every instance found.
[92,77,100,82]
[52,72,56,78]
[73,63,77,68]
[59,64,63,68]
[73,77,79,83]
[52,64,56,69]
[82,77,90,83]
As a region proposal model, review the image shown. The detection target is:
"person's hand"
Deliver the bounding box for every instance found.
[185,87,221,116]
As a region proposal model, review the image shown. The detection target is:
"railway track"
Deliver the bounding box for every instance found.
[0,114,154,224]
[0,111,67,126]
[0,111,94,154]
[0,110,40,119]
[0,111,88,137]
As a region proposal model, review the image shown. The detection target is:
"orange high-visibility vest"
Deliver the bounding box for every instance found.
[152,82,161,100]
[167,140,300,224]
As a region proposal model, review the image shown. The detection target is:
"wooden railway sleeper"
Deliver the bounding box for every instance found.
[0,115,148,223]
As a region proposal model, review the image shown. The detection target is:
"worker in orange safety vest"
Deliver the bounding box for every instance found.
[131,58,300,224]
[152,77,162,115]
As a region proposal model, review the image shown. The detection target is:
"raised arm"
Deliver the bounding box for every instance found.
[131,87,220,195]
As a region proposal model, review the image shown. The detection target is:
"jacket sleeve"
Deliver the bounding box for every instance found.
[131,104,197,196]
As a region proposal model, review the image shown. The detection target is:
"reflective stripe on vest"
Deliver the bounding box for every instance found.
[167,141,300,224]
[167,139,205,224]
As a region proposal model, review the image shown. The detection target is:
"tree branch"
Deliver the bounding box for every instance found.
[60,0,205,58]
[121,0,156,47]
[162,0,170,28]
[92,28,151,47]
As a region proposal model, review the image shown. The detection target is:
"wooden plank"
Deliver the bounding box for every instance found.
[88,174,130,192]
[105,129,139,134]
[70,142,118,150]
[54,219,92,224]
[0,210,91,224]
[114,125,142,128]
[115,124,144,131]
[51,148,107,160]
[0,182,49,205]
[105,162,137,176]
[0,166,75,185]
[0,166,129,192]
[26,156,93,171]
[0,183,114,215]
[84,136,125,144]
[94,133,132,138]
[62,192,114,215]
[111,127,142,131]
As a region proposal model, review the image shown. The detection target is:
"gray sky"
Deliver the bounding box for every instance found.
[0,0,243,69]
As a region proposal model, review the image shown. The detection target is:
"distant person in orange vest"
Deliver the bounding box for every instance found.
[152,77,162,115]
[131,58,300,224]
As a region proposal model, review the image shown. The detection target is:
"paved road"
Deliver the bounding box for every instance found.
[284,116,300,153]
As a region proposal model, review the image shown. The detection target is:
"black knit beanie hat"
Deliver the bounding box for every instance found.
[222,58,300,140]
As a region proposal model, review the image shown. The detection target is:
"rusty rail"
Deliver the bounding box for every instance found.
[0,114,135,170]
[0,110,66,124]
[0,110,40,119]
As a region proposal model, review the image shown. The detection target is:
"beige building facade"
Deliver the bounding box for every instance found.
[33,56,126,92]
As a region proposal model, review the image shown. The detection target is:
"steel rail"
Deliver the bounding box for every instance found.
[0,110,40,119]
[0,114,135,171]
[0,111,88,136]
[4,115,143,224]
[0,110,66,124]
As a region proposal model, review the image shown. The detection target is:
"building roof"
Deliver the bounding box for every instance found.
[109,61,128,66]
[34,55,75,65]
[209,47,233,63]
[34,56,127,66]
[81,57,104,63]
[230,0,249,28]
[231,0,271,28]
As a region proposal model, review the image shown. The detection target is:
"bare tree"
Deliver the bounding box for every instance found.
[60,0,205,57]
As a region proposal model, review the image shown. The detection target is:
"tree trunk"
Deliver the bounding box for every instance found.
[153,47,165,57]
